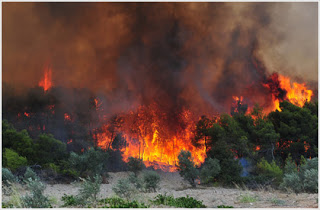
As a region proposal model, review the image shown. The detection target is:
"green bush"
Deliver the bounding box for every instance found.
[280,157,318,193]
[33,134,67,165]
[99,197,149,208]
[200,158,221,184]
[143,171,160,192]
[3,183,24,207]
[128,172,143,190]
[2,121,35,162]
[2,168,18,186]
[256,158,283,185]
[24,167,39,181]
[217,205,234,208]
[61,194,77,207]
[46,163,60,173]
[75,174,102,207]
[152,194,206,208]
[280,173,302,193]
[238,194,258,203]
[303,169,318,193]
[127,157,145,176]
[21,178,51,208]
[4,148,28,171]
[112,178,137,200]
[177,150,199,187]
[283,155,297,174]
[69,147,109,177]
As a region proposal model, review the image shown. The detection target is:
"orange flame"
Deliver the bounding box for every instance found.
[64,113,71,121]
[255,145,261,151]
[276,75,313,111]
[39,66,53,91]
[96,104,206,172]
[24,112,30,117]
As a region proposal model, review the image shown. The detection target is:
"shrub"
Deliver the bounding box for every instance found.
[2,121,35,162]
[46,163,60,173]
[3,183,24,207]
[21,178,51,208]
[75,174,102,207]
[127,157,145,176]
[270,197,286,206]
[2,168,18,186]
[143,170,160,192]
[24,167,39,181]
[303,169,318,193]
[4,148,28,171]
[33,134,67,165]
[280,157,318,193]
[128,172,143,190]
[112,178,137,200]
[280,173,302,193]
[99,197,149,208]
[177,150,199,187]
[200,158,221,184]
[256,158,283,185]
[69,147,109,177]
[283,155,297,174]
[217,205,234,208]
[238,194,258,203]
[61,194,77,207]
[152,194,206,208]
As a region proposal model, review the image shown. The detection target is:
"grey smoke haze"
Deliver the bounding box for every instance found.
[3,2,318,114]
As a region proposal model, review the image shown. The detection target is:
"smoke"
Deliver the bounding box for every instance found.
[3,2,318,116]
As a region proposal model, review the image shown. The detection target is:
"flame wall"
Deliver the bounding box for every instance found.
[2,3,318,170]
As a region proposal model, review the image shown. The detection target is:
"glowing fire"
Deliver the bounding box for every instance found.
[38,66,53,91]
[273,74,313,111]
[64,113,71,121]
[96,104,206,172]
[24,112,30,117]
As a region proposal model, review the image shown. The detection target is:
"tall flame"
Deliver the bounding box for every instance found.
[96,104,206,172]
[38,66,53,91]
[278,75,313,108]
[264,73,313,112]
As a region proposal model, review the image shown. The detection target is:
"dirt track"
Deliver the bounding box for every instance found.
[3,171,318,208]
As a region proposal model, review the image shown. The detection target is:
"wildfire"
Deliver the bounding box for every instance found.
[64,113,71,121]
[266,74,313,112]
[24,112,30,117]
[38,66,53,91]
[96,104,206,172]
[278,75,313,108]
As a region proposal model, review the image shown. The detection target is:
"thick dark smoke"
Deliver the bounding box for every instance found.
[3,3,318,125]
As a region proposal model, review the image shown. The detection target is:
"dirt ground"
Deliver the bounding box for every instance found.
[3,171,318,208]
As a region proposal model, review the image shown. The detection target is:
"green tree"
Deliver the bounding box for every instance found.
[69,147,109,177]
[177,150,199,187]
[127,157,145,176]
[268,101,318,163]
[2,120,35,162]
[200,158,221,184]
[33,134,67,165]
[4,148,28,171]
[192,116,213,152]
[256,158,283,185]
[252,117,280,161]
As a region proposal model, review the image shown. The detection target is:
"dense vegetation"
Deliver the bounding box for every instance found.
[191,101,318,188]
[2,100,318,208]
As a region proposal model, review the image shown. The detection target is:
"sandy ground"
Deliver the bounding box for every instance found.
[3,171,318,208]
